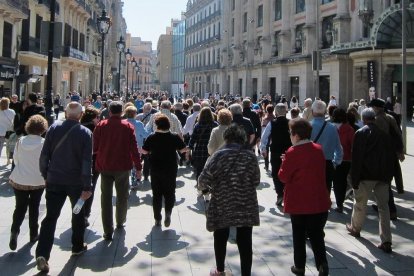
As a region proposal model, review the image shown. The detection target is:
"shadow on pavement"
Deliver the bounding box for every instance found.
[0,242,36,275]
[137,226,189,258]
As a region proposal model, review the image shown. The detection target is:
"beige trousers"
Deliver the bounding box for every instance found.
[351,180,391,244]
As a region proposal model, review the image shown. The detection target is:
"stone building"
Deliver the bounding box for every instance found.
[172,16,186,99]
[127,36,153,92]
[184,0,414,111]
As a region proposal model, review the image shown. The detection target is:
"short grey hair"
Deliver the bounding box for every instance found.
[312,100,327,116]
[174,102,183,110]
[275,103,287,116]
[304,98,313,107]
[361,107,376,122]
[201,100,210,107]
[192,103,201,112]
[160,100,172,110]
[143,102,152,112]
[65,102,82,117]
[229,103,243,115]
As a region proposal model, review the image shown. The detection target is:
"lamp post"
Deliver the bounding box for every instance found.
[131,57,137,92]
[125,48,132,94]
[45,0,56,124]
[97,9,112,96]
[116,36,125,96]
[135,65,140,91]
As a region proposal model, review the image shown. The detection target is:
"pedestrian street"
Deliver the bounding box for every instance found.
[0,123,413,275]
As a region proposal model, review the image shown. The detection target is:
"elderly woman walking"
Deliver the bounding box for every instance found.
[199,124,260,276]
[0,97,16,162]
[207,108,232,155]
[9,115,48,250]
[278,119,331,276]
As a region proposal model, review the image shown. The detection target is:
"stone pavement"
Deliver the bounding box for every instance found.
[0,123,414,275]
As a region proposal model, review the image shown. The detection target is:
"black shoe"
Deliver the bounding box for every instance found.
[291,265,305,276]
[155,220,161,227]
[378,242,392,253]
[36,256,49,272]
[72,243,87,256]
[103,232,113,241]
[372,204,379,213]
[9,232,18,251]
[164,213,171,227]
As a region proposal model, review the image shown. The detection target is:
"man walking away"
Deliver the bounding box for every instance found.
[94,101,142,241]
[36,102,92,273]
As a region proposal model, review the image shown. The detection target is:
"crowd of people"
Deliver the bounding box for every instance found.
[0,90,406,276]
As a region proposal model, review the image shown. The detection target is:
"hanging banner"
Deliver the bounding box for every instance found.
[367,60,376,88]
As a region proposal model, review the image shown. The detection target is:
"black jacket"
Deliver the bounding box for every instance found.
[175,110,188,127]
[242,108,261,138]
[269,116,292,163]
[351,123,394,188]
[16,104,46,135]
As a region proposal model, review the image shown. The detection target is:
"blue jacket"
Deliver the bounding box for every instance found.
[126,118,149,148]
[39,119,93,191]
[311,117,343,166]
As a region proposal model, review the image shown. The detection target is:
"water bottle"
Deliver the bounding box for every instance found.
[73,198,85,215]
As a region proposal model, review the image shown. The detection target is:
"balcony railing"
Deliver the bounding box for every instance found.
[62,46,90,62]
[3,0,30,16]
[37,0,60,14]
[21,37,42,55]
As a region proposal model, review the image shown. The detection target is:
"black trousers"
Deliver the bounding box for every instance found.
[326,161,335,194]
[333,161,351,208]
[151,170,176,221]
[291,212,328,269]
[143,155,150,180]
[214,226,253,276]
[271,157,284,198]
[84,170,100,218]
[36,185,85,260]
[11,188,44,238]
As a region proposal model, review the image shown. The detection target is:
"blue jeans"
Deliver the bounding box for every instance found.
[36,184,85,260]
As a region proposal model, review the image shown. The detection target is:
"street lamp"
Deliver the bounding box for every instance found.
[135,65,140,91]
[131,57,137,92]
[116,36,125,96]
[125,48,132,94]
[97,9,112,96]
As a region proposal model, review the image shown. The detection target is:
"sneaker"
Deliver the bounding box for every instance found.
[346,223,361,238]
[72,243,87,256]
[155,220,162,227]
[164,213,171,227]
[36,256,50,272]
[9,232,18,251]
[209,267,229,276]
[276,196,283,206]
[290,266,305,276]
[103,232,113,241]
[378,242,392,253]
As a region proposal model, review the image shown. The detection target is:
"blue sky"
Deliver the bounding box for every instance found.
[123,0,188,49]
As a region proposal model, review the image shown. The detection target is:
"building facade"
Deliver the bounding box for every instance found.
[184,0,223,98]
[172,17,186,99]
[0,0,29,98]
[127,36,153,92]
[184,0,414,111]
[1,0,126,100]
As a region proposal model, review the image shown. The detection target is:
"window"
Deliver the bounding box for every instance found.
[64,23,71,46]
[296,0,305,13]
[243,12,248,32]
[231,18,235,37]
[2,22,12,58]
[72,29,78,49]
[321,0,334,4]
[232,0,235,10]
[257,5,263,27]
[275,0,282,21]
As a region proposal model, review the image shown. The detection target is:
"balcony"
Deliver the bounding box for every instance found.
[37,0,60,14]
[21,37,42,55]
[0,0,30,17]
[62,46,90,62]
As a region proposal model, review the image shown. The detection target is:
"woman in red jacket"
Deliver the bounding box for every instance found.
[278,119,331,276]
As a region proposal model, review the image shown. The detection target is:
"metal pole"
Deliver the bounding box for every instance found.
[99,34,105,96]
[401,0,407,152]
[315,0,320,99]
[118,51,122,95]
[45,0,56,125]
[131,68,134,92]
[126,61,129,94]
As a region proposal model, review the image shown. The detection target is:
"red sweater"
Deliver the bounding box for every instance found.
[93,116,142,172]
[278,142,331,214]
[338,123,355,161]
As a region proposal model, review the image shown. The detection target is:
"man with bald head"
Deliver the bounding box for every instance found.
[36,102,93,272]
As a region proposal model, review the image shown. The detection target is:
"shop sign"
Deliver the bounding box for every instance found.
[367,60,376,88]
[0,65,16,81]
